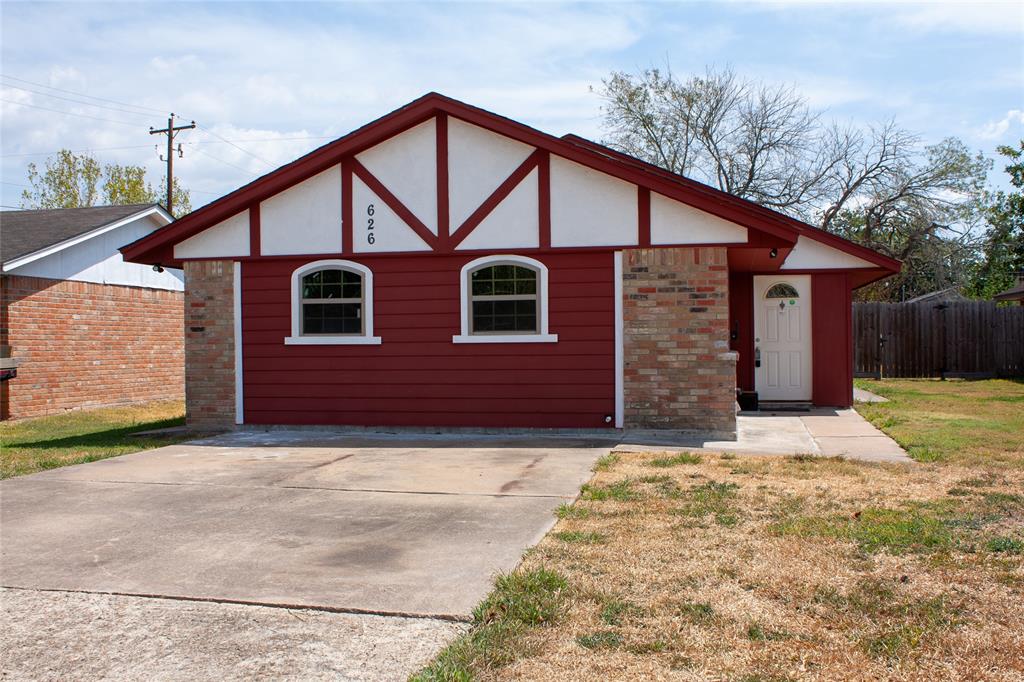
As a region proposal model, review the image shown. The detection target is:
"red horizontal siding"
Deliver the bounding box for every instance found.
[241,252,616,427]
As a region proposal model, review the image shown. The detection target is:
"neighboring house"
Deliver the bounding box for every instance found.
[993,272,1024,306]
[904,287,967,305]
[1,204,184,420]
[122,93,900,436]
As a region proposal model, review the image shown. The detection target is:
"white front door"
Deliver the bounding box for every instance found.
[754,275,812,401]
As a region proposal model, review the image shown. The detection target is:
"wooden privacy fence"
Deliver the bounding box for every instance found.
[853,301,1024,378]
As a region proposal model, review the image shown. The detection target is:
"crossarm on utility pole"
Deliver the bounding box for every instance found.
[149,113,196,216]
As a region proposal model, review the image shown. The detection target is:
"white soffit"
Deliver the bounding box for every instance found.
[448,117,535,229]
[550,156,638,247]
[651,191,747,244]
[352,176,431,253]
[356,118,438,235]
[174,210,250,258]
[260,165,342,255]
[781,235,875,270]
[457,168,539,250]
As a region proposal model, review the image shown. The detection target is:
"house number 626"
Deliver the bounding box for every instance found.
[366,204,375,244]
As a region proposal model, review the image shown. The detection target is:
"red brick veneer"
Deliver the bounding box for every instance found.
[1,274,183,420]
[183,261,236,428]
[622,247,737,434]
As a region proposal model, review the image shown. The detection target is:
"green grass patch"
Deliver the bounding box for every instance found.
[576,631,623,650]
[0,401,188,479]
[677,601,716,624]
[674,481,741,525]
[987,536,1024,554]
[412,567,569,681]
[599,598,642,626]
[593,453,620,472]
[855,379,1024,468]
[771,507,953,554]
[554,503,590,520]
[552,530,605,545]
[581,479,639,502]
[649,452,702,467]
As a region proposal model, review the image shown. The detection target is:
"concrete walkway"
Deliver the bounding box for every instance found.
[618,408,911,463]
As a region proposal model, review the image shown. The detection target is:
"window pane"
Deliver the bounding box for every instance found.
[471,264,537,297]
[471,279,493,296]
[303,302,362,334]
[302,269,362,301]
[765,283,799,299]
[472,299,536,333]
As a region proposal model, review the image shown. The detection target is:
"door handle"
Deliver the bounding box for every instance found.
[754,346,761,368]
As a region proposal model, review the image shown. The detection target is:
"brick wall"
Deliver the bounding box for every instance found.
[0,275,183,420]
[622,247,737,435]
[184,260,236,429]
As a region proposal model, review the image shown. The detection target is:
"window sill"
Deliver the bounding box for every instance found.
[284,335,382,345]
[452,333,558,344]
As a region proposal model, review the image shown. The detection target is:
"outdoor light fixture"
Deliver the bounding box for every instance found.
[152,264,164,273]
[769,248,778,258]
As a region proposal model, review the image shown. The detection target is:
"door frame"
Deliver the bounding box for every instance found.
[753,274,813,401]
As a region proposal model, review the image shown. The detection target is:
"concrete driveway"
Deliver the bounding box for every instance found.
[1,431,612,619]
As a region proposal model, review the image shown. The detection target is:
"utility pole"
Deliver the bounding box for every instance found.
[150,113,195,216]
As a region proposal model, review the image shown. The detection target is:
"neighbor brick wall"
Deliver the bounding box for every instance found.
[0,274,183,420]
[622,247,737,435]
[184,260,236,428]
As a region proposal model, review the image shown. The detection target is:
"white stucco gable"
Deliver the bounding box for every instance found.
[781,235,876,270]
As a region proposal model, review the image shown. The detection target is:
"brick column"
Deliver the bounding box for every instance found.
[184,261,236,429]
[622,247,737,436]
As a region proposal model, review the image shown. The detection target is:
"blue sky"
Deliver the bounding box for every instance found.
[2,1,1022,210]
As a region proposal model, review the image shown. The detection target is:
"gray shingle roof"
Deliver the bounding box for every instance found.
[1,204,159,265]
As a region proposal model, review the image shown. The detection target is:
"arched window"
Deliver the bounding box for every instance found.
[285,260,381,345]
[453,255,557,343]
[765,282,799,299]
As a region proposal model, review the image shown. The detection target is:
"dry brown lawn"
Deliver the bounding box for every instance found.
[421,450,1024,682]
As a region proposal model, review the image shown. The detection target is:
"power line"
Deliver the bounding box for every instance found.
[0,98,141,127]
[196,124,274,168]
[193,147,259,177]
[0,74,168,115]
[0,144,155,159]
[0,82,155,119]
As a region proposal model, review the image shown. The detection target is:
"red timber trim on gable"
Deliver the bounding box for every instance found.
[120,92,897,278]
[350,158,439,250]
[637,186,651,247]
[538,152,551,249]
[341,161,354,254]
[436,113,450,250]
[249,202,261,257]
[449,149,544,250]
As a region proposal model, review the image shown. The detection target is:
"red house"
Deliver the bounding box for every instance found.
[122,94,899,436]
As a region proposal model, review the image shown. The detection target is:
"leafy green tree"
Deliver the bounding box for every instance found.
[968,141,1024,298]
[21,149,191,216]
[21,150,101,209]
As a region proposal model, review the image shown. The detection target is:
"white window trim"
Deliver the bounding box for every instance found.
[285,259,382,345]
[453,254,558,344]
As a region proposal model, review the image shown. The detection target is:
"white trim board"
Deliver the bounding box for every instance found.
[613,250,624,429]
[233,261,244,425]
[284,259,382,345]
[453,254,558,344]
[3,205,172,271]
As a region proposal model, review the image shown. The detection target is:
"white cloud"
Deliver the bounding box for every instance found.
[977,109,1024,140]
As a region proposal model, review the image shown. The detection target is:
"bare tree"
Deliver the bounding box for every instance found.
[597,66,992,300]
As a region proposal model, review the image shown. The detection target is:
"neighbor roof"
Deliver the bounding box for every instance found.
[2,204,166,267]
